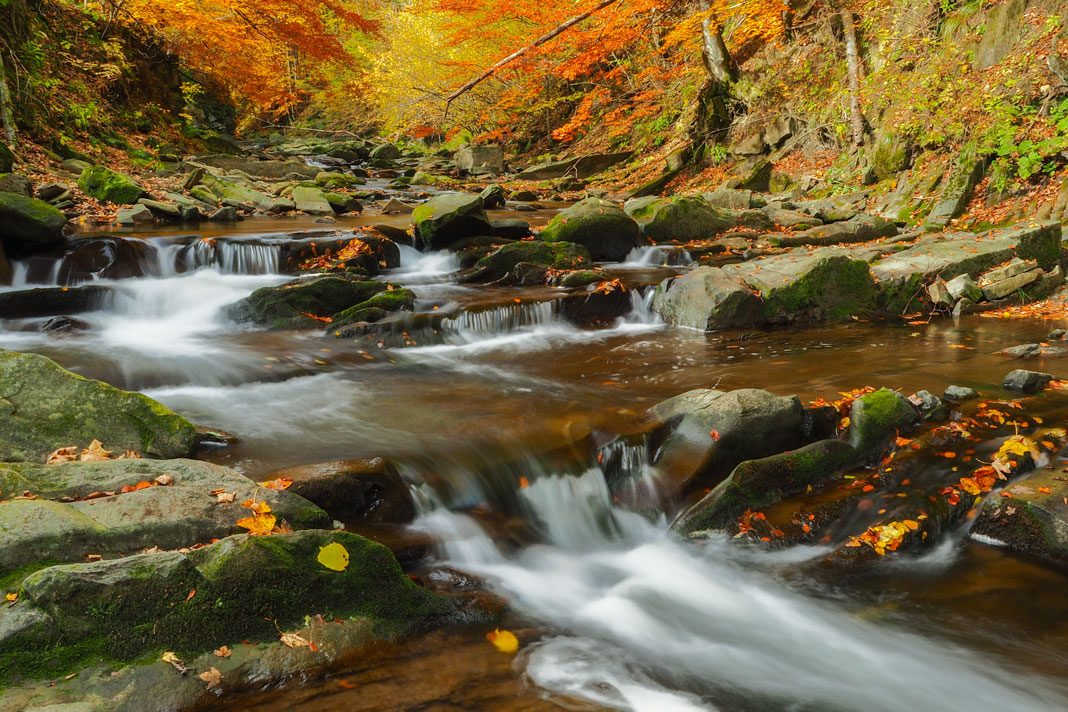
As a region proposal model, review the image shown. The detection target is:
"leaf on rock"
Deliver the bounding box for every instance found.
[486,628,519,654]
[317,542,350,571]
[198,667,223,688]
[259,477,293,491]
[214,646,232,658]
[280,632,312,649]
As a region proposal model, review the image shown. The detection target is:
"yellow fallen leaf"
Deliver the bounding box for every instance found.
[46,446,79,465]
[4,592,17,603]
[79,440,112,462]
[317,542,350,572]
[236,513,276,536]
[198,667,223,688]
[213,646,231,658]
[486,628,519,654]
[161,651,187,673]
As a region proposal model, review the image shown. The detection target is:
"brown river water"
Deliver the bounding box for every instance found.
[2,214,1068,711]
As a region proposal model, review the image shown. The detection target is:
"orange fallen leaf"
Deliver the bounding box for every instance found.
[486,628,519,653]
[213,646,231,658]
[198,667,223,688]
[1038,486,1053,494]
[259,477,293,491]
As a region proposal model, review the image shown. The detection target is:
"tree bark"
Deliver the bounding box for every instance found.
[688,4,734,155]
[0,56,17,147]
[840,8,867,146]
[444,0,621,108]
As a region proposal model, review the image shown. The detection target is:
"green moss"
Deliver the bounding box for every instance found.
[877,273,925,315]
[848,388,918,460]
[332,288,415,327]
[229,277,388,330]
[760,257,878,323]
[473,241,592,281]
[77,166,146,205]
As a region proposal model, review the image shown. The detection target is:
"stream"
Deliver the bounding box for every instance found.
[3,214,1068,711]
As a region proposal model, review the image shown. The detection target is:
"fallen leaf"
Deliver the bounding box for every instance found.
[486,628,519,653]
[5,592,17,604]
[198,667,223,688]
[280,632,312,649]
[155,474,174,486]
[161,651,187,673]
[214,646,231,658]
[317,542,350,572]
[185,589,197,602]
[259,477,293,491]
[46,446,79,465]
[1038,486,1053,494]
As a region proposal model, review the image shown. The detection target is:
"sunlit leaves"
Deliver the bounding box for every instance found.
[317,542,351,571]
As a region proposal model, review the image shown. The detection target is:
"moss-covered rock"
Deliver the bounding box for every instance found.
[331,287,416,328]
[468,240,592,282]
[0,191,67,258]
[412,192,493,251]
[672,439,859,535]
[325,192,363,215]
[538,197,643,262]
[559,269,606,288]
[77,166,147,205]
[315,172,366,190]
[0,350,197,462]
[263,458,415,524]
[651,266,764,331]
[1,530,450,684]
[848,388,919,462]
[198,174,280,212]
[972,466,1068,568]
[628,196,738,243]
[227,275,390,329]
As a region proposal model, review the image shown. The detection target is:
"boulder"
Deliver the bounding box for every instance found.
[516,152,631,180]
[943,385,979,402]
[227,275,391,329]
[264,458,416,524]
[971,465,1068,567]
[77,166,147,205]
[628,196,737,243]
[538,197,643,262]
[325,192,362,215]
[411,192,492,251]
[650,388,807,488]
[847,388,920,461]
[703,189,754,210]
[198,174,281,212]
[0,285,112,319]
[558,284,633,325]
[331,287,416,328]
[291,186,333,215]
[456,145,505,175]
[0,192,67,257]
[369,144,402,160]
[672,439,858,535]
[490,218,531,239]
[315,172,366,190]
[0,350,197,462]
[138,199,182,221]
[652,267,762,331]
[1003,369,1053,394]
[480,184,506,209]
[763,204,823,230]
[467,241,591,283]
[774,214,898,247]
[115,204,154,225]
[0,173,32,196]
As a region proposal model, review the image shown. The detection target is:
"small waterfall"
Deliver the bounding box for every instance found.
[597,437,661,512]
[624,287,661,326]
[150,239,282,276]
[440,300,556,336]
[621,245,693,268]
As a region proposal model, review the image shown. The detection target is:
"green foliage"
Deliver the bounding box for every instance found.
[983,98,1068,192]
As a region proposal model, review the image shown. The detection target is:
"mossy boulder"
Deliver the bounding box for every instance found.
[672,439,859,535]
[972,466,1068,568]
[291,186,333,215]
[325,192,363,215]
[848,388,920,462]
[0,191,67,257]
[468,240,592,282]
[1,530,449,684]
[315,172,366,190]
[652,266,764,331]
[628,196,737,243]
[199,174,280,212]
[559,269,606,288]
[369,144,402,160]
[538,197,643,262]
[227,275,391,329]
[263,458,416,525]
[77,166,147,205]
[331,287,416,328]
[0,350,197,462]
[412,192,493,251]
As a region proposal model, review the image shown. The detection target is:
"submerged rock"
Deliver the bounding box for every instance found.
[0,285,112,319]
[264,458,416,524]
[412,192,492,251]
[972,466,1068,567]
[1003,369,1053,394]
[538,197,643,262]
[0,350,197,462]
[0,191,67,257]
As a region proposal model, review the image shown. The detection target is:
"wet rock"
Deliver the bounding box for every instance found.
[971,466,1068,567]
[448,235,515,268]
[466,241,591,283]
[672,439,859,535]
[331,287,416,329]
[325,192,362,215]
[1003,369,1053,394]
[999,343,1066,359]
[650,388,808,488]
[228,275,393,329]
[457,146,505,175]
[847,388,920,462]
[116,204,154,225]
[558,269,606,288]
[538,197,642,262]
[774,214,898,247]
[369,143,402,160]
[511,262,550,285]
[315,172,366,190]
[509,189,538,202]
[490,218,531,239]
[77,166,147,205]
[371,223,414,246]
[909,390,947,420]
[0,192,67,257]
[480,184,506,209]
[943,385,978,402]
[516,152,631,180]
[40,316,90,333]
[208,206,239,222]
[0,285,111,318]
[0,350,197,462]
[946,273,982,302]
[651,267,762,331]
[628,196,737,243]
[558,284,632,325]
[412,192,492,251]
[265,458,415,524]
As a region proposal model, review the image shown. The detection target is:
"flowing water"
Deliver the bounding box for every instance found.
[3,217,1068,711]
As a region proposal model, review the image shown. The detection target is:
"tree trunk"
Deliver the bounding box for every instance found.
[0,56,16,147]
[840,8,867,147]
[689,5,735,156]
